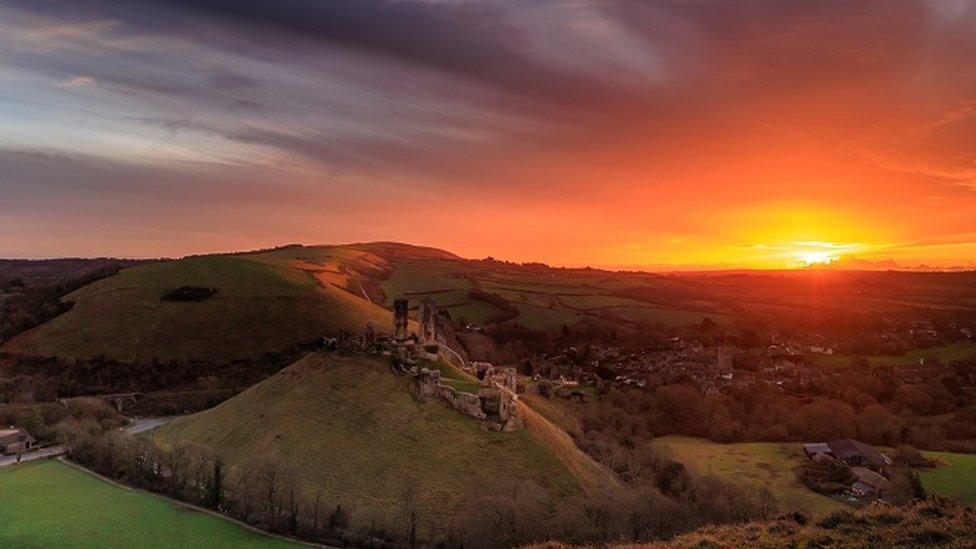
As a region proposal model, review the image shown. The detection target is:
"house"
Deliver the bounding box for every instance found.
[827,439,891,470]
[803,442,832,459]
[849,466,889,499]
[802,439,891,470]
[0,427,36,455]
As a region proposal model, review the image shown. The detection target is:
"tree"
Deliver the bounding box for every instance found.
[328,504,349,533]
[207,460,224,510]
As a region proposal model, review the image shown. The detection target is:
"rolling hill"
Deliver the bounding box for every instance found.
[1,241,734,363]
[153,352,622,537]
[8,241,973,365]
[2,246,403,362]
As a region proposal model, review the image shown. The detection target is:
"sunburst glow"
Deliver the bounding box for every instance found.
[800,250,837,266]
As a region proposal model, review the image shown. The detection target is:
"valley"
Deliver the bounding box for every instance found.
[2,242,976,547]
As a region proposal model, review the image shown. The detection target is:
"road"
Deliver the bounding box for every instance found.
[124,416,182,435]
[0,445,65,468]
[1,416,182,469]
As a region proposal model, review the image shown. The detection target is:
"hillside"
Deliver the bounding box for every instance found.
[3,248,398,362]
[153,352,617,537]
[644,498,976,548]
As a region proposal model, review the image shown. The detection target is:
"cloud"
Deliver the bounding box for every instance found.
[2,0,976,265]
[57,75,96,87]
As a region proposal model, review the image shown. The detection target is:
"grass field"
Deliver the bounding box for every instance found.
[650,436,843,515]
[920,451,976,504]
[651,436,976,512]
[812,341,976,368]
[0,460,293,548]
[513,303,584,330]
[556,294,651,310]
[154,353,601,536]
[599,306,729,326]
[380,263,471,299]
[4,254,392,362]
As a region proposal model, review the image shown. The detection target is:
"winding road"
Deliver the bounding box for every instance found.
[0,416,182,469]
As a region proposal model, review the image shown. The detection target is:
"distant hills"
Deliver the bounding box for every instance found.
[5,241,976,364]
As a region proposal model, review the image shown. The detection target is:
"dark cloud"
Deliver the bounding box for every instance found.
[2,0,976,262]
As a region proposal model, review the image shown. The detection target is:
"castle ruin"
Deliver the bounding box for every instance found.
[393,298,409,341]
[419,297,436,343]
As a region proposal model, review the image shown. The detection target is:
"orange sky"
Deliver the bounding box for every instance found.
[1,0,975,269]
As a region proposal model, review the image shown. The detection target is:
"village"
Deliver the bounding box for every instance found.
[509,315,976,399]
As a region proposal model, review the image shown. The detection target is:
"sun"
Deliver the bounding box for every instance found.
[800,250,838,266]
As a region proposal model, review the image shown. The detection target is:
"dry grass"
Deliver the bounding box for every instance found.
[645,498,976,548]
[530,499,976,548]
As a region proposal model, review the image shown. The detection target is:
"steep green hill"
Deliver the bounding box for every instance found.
[154,352,617,536]
[4,253,392,362]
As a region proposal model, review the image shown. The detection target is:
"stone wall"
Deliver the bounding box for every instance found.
[411,366,523,430]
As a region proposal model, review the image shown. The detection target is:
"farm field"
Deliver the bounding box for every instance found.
[154,352,609,537]
[649,436,844,515]
[651,436,976,512]
[0,460,293,548]
[380,262,471,300]
[514,303,584,330]
[598,306,728,326]
[812,341,976,368]
[376,260,733,329]
[920,451,976,504]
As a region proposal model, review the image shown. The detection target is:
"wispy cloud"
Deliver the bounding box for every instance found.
[1,0,976,265]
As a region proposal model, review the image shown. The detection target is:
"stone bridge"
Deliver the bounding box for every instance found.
[61,392,143,413]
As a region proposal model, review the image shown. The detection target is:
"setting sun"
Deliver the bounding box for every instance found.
[800,250,837,266]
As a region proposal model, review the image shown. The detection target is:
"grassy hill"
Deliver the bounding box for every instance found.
[0,460,294,548]
[154,352,617,536]
[3,250,394,362]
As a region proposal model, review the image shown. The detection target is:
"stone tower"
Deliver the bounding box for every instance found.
[419,297,437,343]
[393,298,409,341]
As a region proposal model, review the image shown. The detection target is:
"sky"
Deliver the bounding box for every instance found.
[1,0,975,269]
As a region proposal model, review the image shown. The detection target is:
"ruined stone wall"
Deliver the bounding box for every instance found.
[419,297,436,343]
[393,298,409,341]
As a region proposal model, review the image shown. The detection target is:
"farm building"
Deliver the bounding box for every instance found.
[0,427,36,455]
[849,466,890,499]
[803,439,891,470]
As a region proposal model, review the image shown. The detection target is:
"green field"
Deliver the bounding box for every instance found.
[650,436,843,515]
[920,451,976,504]
[4,254,392,362]
[514,303,583,330]
[599,306,728,326]
[651,436,976,512]
[556,294,650,310]
[379,262,471,302]
[0,460,293,548]
[155,353,598,536]
[812,341,976,368]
